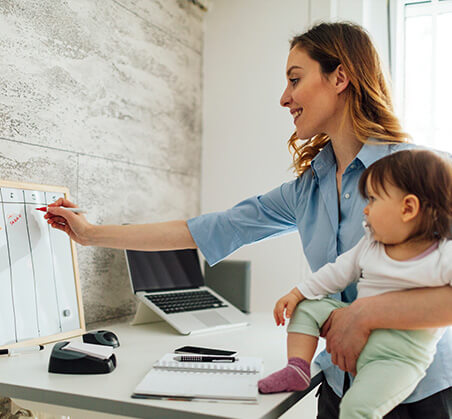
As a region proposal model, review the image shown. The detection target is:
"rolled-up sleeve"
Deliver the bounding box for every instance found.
[187,180,299,266]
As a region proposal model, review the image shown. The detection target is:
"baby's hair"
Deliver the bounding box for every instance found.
[358,149,452,241]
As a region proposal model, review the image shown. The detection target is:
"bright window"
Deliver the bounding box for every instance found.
[394,0,452,152]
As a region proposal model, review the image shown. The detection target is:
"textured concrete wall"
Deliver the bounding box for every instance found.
[0,0,203,324]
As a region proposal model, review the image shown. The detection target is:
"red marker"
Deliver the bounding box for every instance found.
[35,206,87,214]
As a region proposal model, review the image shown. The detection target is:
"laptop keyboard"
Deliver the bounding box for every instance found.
[145,290,228,314]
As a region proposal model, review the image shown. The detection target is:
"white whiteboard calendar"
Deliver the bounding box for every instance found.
[0,181,85,349]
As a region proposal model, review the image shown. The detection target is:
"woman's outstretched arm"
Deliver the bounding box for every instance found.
[45,198,197,251]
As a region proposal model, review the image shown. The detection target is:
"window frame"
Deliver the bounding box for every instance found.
[392,0,452,150]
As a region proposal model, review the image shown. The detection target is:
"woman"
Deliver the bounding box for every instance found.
[46,22,452,417]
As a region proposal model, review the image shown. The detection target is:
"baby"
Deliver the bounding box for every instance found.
[258,149,452,418]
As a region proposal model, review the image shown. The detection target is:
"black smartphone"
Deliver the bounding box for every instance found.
[174,346,237,356]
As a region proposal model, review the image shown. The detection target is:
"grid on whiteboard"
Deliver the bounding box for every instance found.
[0,183,84,349]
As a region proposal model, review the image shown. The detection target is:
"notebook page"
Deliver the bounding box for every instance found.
[153,353,262,373]
[133,368,260,402]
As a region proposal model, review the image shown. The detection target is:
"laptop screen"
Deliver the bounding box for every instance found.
[125,248,204,293]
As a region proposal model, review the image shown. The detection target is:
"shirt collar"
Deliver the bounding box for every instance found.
[311,141,335,179]
[310,138,396,180]
[355,139,394,168]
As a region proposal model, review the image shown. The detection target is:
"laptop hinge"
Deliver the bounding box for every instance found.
[140,286,200,294]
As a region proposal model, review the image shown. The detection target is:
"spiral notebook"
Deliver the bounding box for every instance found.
[132,353,263,403]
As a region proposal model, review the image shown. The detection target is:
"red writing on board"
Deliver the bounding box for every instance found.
[8,213,22,226]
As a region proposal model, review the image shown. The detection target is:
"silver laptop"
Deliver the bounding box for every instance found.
[125,248,249,335]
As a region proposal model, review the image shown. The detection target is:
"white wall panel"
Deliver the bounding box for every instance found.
[0,201,16,345]
[1,188,39,342]
[24,190,61,337]
[46,192,80,332]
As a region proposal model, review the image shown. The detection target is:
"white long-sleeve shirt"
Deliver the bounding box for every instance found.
[297,236,452,302]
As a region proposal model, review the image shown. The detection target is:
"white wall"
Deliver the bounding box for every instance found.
[202,0,311,313]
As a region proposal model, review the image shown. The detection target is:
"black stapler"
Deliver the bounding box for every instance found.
[48,341,116,374]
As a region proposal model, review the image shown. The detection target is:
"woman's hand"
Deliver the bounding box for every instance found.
[44,198,94,245]
[320,300,371,376]
[273,287,304,326]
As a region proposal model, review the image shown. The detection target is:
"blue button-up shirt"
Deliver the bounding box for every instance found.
[187,140,452,402]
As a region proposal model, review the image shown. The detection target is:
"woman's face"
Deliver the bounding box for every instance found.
[280,47,341,139]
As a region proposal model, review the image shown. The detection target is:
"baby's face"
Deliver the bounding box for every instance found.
[362,178,408,244]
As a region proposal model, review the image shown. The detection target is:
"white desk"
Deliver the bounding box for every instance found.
[0,313,324,419]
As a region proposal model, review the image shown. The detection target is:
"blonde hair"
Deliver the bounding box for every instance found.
[288,22,409,176]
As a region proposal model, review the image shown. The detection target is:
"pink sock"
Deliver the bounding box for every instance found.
[258,357,311,394]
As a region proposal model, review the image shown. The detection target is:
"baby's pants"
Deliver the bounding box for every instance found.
[287,298,437,419]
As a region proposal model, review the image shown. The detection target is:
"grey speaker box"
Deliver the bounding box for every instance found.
[204,260,251,313]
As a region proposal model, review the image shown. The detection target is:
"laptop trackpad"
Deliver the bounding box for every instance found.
[193,311,230,327]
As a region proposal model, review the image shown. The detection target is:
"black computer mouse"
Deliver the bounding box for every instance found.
[82,330,120,348]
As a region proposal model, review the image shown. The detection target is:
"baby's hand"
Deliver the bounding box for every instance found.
[273,288,304,326]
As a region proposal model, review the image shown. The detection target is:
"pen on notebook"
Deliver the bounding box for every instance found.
[174,356,237,363]
[0,345,44,356]
[35,206,87,214]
